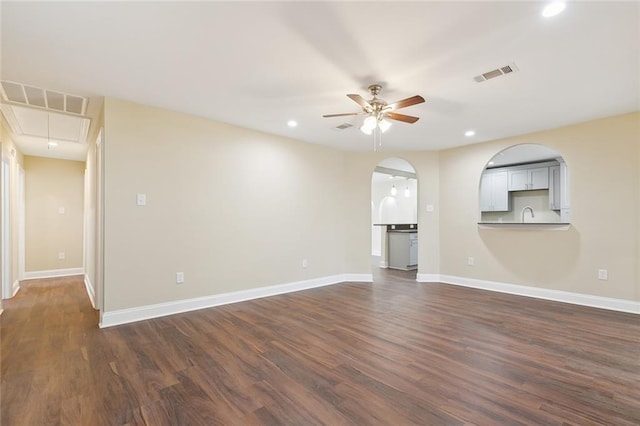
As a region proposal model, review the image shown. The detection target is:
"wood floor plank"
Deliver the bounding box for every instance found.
[2,272,639,425]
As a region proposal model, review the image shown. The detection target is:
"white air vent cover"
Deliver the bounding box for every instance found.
[473,62,519,83]
[0,80,88,115]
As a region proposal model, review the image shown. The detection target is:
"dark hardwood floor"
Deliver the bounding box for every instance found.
[2,271,639,425]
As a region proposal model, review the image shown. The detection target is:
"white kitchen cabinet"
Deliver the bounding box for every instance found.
[388,231,418,270]
[549,161,570,221]
[508,166,549,191]
[549,166,561,210]
[480,171,509,212]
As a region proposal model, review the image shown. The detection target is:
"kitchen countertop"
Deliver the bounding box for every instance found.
[478,222,571,230]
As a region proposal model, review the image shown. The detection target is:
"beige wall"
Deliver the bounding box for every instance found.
[24,156,85,272]
[103,97,347,311]
[438,112,639,301]
[100,99,637,317]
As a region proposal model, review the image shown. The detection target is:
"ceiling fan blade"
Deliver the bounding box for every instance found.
[387,95,425,110]
[323,112,360,118]
[347,94,372,111]
[386,112,420,123]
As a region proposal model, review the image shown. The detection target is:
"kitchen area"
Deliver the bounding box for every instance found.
[371,158,419,273]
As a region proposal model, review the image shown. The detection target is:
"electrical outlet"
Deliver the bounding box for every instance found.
[302,259,309,269]
[58,252,65,260]
[467,257,474,266]
[176,272,185,284]
[136,193,147,206]
[598,269,608,280]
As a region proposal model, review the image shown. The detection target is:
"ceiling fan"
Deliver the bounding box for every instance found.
[323,84,425,135]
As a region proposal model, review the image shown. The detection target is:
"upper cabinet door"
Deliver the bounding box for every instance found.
[508,166,549,191]
[529,167,549,190]
[480,171,509,212]
[507,169,528,191]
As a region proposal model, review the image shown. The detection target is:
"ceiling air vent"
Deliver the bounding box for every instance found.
[473,62,519,83]
[0,80,88,115]
[335,123,353,130]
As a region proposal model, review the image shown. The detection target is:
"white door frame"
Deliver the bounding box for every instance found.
[17,165,25,281]
[95,129,104,314]
[1,156,12,299]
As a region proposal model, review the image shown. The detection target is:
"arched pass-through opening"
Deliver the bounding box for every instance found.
[371,157,418,280]
[479,143,570,224]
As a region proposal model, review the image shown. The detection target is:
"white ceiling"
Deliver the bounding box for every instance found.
[1,1,638,161]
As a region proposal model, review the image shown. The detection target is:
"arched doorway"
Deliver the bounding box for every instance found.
[371,157,418,279]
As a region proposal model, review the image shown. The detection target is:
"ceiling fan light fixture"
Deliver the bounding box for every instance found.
[378,118,391,133]
[361,115,377,134]
[542,1,566,17]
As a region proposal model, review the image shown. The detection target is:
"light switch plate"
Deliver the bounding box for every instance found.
[598,269,608,280]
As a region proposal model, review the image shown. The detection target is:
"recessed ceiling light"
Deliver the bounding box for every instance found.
[465,130,476,137]
[287,120,298,128]
[542,2,566,17]
[488,161,495,166]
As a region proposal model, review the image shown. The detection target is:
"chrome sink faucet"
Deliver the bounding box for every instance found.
[521,206,535,223]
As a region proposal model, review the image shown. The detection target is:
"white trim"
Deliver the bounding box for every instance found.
[23,268,84,280]
[0,308,3,316]
[343,273,373,282]
[84,274,96,309]
[416,273,440,282]
[100,273,373,328]
[371,250,381,257]
[417,274,639,315]
[11,280,19,297]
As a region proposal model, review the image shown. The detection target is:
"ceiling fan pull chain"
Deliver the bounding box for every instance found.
[373,127,382,151]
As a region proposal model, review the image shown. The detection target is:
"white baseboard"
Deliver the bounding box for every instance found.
[12,280,20,297]
[23,268,84,280]
[343,273,373,282]
[84,274,96,309]
[416,274,639,314]
[100,273,373,328]
[416,273,440,282]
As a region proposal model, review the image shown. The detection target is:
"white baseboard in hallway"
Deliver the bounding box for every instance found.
[23,268,84,280]
[84,274,96,309]
[416,273,639,315]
